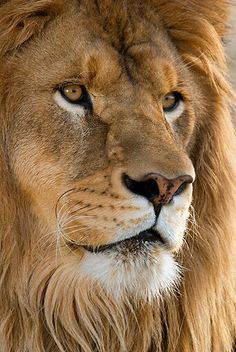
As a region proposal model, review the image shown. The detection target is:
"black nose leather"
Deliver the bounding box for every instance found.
[123,173,193,205]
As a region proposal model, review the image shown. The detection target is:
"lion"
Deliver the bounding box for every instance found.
[0,0,235,351]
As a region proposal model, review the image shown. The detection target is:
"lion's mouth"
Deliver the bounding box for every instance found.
[82,228,165,254]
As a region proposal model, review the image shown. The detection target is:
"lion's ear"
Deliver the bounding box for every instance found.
[0,0,63,56]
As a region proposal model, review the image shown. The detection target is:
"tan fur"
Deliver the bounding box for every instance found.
[0,0,236,351]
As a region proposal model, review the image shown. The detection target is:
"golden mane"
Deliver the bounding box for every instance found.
[0,0,235,351]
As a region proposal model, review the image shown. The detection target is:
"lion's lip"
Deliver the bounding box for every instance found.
[82,228,166,254]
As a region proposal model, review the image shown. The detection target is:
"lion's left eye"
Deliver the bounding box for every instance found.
[60,84,84,104]
[162,92,181,112]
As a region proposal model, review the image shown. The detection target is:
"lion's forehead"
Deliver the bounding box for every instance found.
[7,0,183,103]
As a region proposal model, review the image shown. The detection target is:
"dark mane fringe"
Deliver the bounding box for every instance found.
[0,0,63,56]
[0,0,235,351]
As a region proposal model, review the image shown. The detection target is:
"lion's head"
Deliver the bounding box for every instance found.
[0,1,235,351]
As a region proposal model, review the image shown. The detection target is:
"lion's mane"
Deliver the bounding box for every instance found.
[0,1,236,351]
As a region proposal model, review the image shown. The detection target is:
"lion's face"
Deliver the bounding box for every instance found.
[1,1,197,300]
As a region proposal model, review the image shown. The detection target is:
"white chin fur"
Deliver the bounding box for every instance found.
[79,248,180,302]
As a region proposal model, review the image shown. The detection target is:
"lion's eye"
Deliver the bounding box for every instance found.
[55,83,92,117]
[162,92,181,112]
[60,84,84,104]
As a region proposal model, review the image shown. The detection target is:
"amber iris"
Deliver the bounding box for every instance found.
[61,84,83,103]
[162,92,180,111]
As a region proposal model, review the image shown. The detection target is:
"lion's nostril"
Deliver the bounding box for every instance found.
[123,174,160,200]
[123,174,139,194]
[140,179,160,199]
[123,173,193,205]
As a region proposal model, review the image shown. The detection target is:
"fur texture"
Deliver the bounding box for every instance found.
[0,0,236,351]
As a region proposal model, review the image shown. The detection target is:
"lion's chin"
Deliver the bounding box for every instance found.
[79,244,180,302]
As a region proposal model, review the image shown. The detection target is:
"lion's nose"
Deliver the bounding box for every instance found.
[123,173,193,205]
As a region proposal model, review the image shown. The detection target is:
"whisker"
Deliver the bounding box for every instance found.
[58,233,80,257]
[64,214,97,224]
[60,232,91,248]
[69,204,100,216]
[55,188,76,219]
[62,224,91,232]
[56,201,72,224]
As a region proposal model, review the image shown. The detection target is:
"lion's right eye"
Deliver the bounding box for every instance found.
[162,92,185,123]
